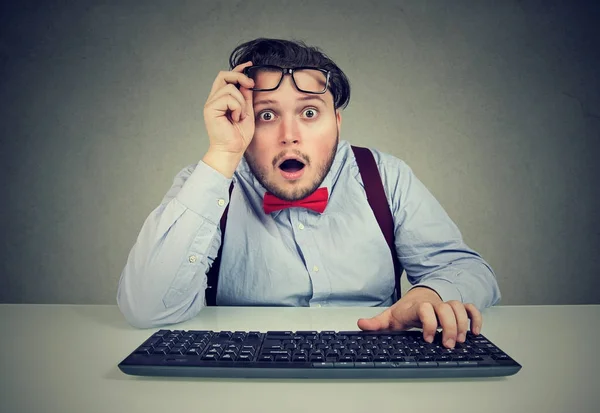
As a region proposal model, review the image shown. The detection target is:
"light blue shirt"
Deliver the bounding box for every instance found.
[117,140,501,328]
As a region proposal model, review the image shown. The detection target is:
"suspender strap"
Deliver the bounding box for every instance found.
[351,145,404,300]
[205,181,234,306]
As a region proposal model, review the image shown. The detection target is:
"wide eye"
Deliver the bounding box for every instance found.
[258,111,275,122]
[303,108,318,119]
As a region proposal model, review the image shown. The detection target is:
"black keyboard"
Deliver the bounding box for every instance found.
[118,329,522,379]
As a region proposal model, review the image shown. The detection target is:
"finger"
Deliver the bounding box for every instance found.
[239,85,254,120]
[357,308,393,331]
[232,60,254,73]
[209,62,255,97]
[464,303,483,335]
[416,302,438,343]
[448,300,469,343]
[206,84,247,121]
[208,72,253,105]
[434,302,458,348]
[205,94,243,123]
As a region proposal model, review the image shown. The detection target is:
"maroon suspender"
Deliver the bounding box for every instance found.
[204,145,403,306]
[204,182,233,306]
[350,146,404,301]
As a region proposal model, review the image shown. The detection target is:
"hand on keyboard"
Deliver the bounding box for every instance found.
[357,287,482,349]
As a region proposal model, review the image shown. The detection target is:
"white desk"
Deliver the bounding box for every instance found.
[0,304,598,413]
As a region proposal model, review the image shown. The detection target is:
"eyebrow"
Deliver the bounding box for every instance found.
[253,95,328,107]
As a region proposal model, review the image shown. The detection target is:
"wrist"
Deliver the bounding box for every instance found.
[202,148,244,178]
[405,286,443,303]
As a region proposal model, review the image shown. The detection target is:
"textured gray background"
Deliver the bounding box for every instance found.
[1,0,598,305]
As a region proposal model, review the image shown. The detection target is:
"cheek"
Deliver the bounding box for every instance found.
[246,140,272,168]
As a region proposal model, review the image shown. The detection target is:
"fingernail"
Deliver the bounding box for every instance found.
[425,335,433,343]
[458,333,466,342]
[445,339,455,348]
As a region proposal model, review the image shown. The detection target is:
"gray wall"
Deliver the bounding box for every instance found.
[1,0,599,305]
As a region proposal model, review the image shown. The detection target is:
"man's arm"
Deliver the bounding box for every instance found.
[389,158,501,309]
[118,61,256,329]
[357,151,500,347]
[117,161,230,328]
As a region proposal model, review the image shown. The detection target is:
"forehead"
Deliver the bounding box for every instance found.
[253,94,330,108]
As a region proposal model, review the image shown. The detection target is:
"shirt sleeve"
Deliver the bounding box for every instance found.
[117,161,232,328]
[374,150,501,310]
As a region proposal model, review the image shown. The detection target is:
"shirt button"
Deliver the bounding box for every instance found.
[313,265,319,272]
[217,199,225,207]
[189,255,197,263]
[298,223,305,230]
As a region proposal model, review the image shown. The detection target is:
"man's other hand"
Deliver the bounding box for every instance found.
[356,287,482,349]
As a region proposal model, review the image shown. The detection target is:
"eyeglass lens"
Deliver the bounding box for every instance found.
[246,67,327,93]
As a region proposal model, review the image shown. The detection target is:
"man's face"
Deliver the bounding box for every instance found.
[244,74,342,201]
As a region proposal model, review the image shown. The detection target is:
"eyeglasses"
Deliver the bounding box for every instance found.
[242,65,331,94]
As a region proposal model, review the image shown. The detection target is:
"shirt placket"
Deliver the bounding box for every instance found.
[290,209,331,306]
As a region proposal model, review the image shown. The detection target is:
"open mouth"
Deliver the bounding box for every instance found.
[279,158,305,173]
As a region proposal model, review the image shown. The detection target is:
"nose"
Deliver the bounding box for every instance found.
[279,115,300,145]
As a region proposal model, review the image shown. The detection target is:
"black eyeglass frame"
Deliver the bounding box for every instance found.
[242,65,331,94]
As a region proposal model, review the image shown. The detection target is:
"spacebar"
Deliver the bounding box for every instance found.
[183,360,313,368]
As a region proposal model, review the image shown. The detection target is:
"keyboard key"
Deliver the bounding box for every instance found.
[457,361,479,367]
[394,362,418,368]
[266,331,293,340]
[334,362,354,368]
[262,340,283,349]
[134,347,152,355]
[142,337,162,347]
[438,361,459,367]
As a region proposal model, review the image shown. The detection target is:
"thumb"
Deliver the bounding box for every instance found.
[357,308,393,331]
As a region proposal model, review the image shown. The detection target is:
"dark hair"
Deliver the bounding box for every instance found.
[229,38,351,110]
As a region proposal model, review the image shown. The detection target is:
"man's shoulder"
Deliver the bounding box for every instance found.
[343,141,411,174]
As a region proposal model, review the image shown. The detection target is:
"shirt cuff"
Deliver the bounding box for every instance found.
[411,278,464,303]
[175,160,233,224]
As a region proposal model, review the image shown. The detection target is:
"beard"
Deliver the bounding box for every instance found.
[245,131,339,201]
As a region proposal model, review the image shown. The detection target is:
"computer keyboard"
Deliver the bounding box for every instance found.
[118,329,522,379]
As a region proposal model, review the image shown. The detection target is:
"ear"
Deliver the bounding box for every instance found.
[336,110,342,130]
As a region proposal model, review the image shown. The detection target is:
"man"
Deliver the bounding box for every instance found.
[117,38,500,349]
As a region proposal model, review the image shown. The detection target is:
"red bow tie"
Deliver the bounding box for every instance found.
[263,187,329,214]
